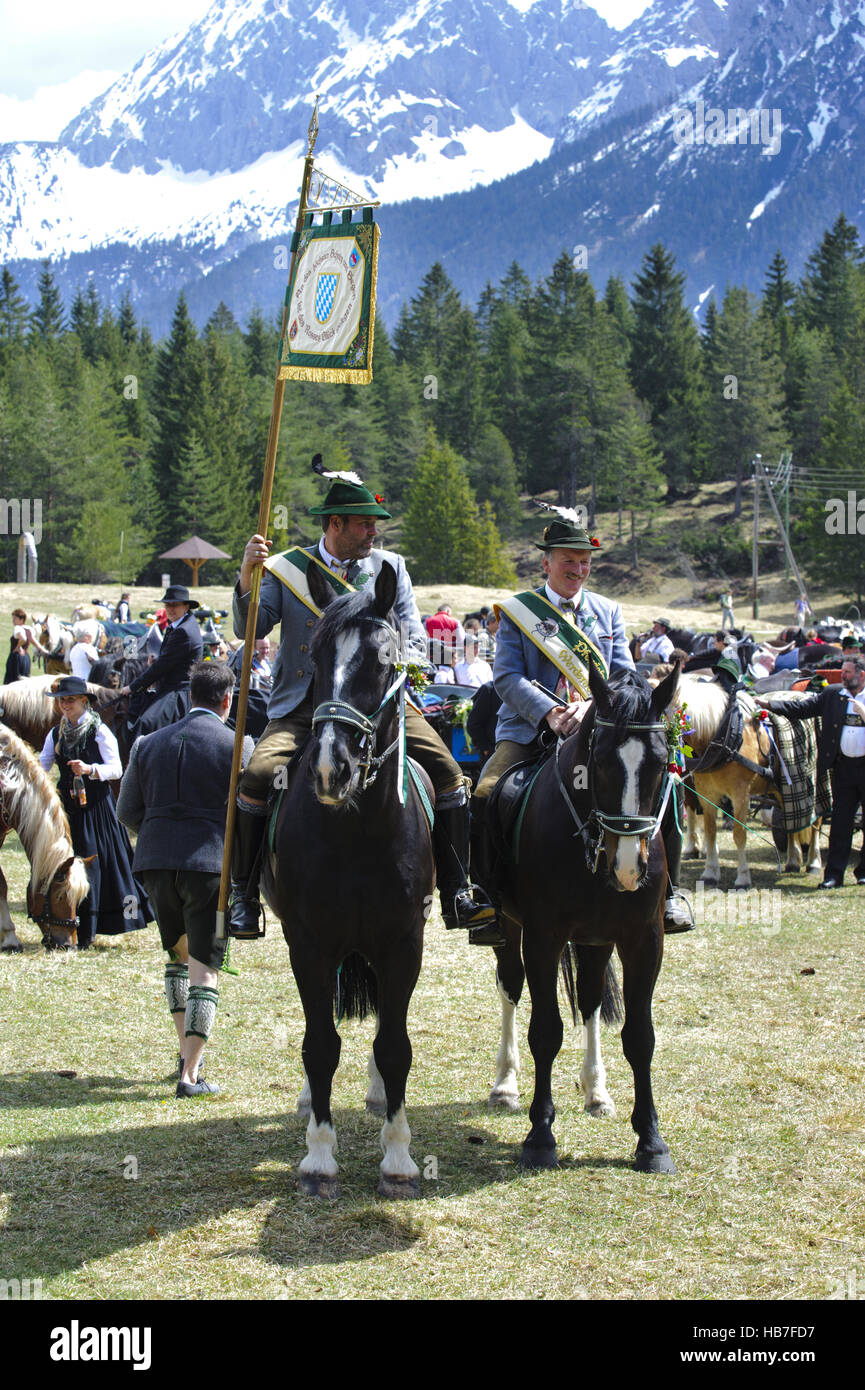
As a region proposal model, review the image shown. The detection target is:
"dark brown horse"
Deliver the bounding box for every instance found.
[489,661,681,1173]
[262,562,435,1198]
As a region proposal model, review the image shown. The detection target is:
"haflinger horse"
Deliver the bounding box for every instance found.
[678,677,821,884]
[31,615,73,673]
[262,561,435,1200]
[489,660,681,1174]
[0,725,91,951]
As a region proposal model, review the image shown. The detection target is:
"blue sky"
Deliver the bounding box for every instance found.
[0,0,652,141]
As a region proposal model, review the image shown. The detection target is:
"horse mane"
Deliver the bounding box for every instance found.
[677,675,729,746]
[601,668,657,728]
[0,725,89,904]
[0,675,59,730]
[310,588,381,662]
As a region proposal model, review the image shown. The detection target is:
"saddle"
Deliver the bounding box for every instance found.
[684,689,773,784]
[487,748,553,864]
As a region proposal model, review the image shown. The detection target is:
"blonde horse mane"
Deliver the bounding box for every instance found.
[0,676,118,751]
[676,675,731,752]
[0,724,90,904]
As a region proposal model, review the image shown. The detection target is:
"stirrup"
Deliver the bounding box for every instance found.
[664,890,695,934]
[443,887,496,931]
[227,888,266,940]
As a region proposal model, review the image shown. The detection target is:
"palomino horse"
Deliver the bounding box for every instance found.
[31,615,73,673]
[679,677,821,885]
[489,661,681,1173]
[262,562,434,1199]
[0,726,91,951]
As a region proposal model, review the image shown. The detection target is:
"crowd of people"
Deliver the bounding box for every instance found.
[5,479,865,1101]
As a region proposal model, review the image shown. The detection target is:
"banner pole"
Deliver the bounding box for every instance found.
[215,100,319,940]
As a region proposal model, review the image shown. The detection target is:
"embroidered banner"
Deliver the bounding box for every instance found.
[495,591,609,699]
[278,212,379,384]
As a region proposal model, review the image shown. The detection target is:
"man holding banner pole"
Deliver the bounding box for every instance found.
[227,474,500,944]
[471,517,692,934]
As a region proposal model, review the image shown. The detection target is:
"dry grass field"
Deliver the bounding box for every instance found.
[1,577,864,1307]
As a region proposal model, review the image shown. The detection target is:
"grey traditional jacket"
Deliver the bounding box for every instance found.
[232,544,427,721]
[494,585,635,745]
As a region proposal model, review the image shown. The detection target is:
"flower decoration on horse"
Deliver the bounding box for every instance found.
[662,703,692,776]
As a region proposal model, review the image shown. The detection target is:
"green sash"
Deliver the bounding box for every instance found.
[264,546,355,615]
[495,590,609,699]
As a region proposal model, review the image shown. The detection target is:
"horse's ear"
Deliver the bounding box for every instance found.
[307,561,335,612]
[588,657,612,716]
[374,562,397,619]
[79,855,97,867]
[651,660,682,718]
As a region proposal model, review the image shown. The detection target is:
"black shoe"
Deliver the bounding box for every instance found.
[442,887,497,932]
[227,889,266,939]
[856,877,865,886]
[818,879,841,890]
[175,1079,220,1098]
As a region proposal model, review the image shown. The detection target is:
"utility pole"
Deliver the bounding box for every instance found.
[752,456,760,619]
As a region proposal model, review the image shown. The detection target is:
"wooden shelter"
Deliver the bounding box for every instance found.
[159,536,231,587]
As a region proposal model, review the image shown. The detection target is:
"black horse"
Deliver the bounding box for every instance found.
[488,660,681,1174]
[263,561,435,1199]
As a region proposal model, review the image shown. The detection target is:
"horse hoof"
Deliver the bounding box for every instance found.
[634,1149,676,1175]
[297,1174,340,1200]
[584,1099,615,1118]
[806,865,822,875]
[365,1098,387,1117]
[1,943,23,954]
[378,1174,420,1200]
[683,849,701,860]
[700,877,719,888]
[488,1088,520,1112]
[520,1143,558,1171]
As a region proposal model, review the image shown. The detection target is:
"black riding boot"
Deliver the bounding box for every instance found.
[228,801,267,939]
[434,791,503,945]
[467,797,505,947]
[663,781,694,934]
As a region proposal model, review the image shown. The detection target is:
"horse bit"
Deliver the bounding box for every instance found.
[310,618,407,791]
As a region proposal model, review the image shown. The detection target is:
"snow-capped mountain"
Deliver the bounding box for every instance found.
[1,0,862,332]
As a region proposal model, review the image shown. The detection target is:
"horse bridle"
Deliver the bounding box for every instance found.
[28,868,79,934]
[555,714,672,874]
[310,619,407,791]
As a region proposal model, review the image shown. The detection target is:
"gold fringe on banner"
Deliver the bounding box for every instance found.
[278,217,379,384]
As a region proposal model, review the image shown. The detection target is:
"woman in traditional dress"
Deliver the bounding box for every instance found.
[5,608,33,683]
[40,675,151,948]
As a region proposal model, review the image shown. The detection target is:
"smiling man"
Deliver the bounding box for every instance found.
[470,518,692,935]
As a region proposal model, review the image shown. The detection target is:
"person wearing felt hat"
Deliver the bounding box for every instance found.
[634,617,675,664]
[120,585,203,739]
[471,515,692,934]
[230,465,498,944]
[40,676,151,948]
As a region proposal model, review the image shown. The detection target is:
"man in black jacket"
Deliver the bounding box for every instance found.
[118,661,253,1096]
[756,657,865,889]
[121,585,204,738]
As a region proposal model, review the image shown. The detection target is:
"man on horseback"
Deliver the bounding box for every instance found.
[228,475,497,942]
[471,517,692,936]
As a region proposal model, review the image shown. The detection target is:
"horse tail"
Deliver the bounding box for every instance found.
[559,945,623,1028]
[335,952,378,1021]
[601,960,624,1027]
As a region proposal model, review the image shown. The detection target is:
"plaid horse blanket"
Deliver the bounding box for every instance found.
[764,704,832,832]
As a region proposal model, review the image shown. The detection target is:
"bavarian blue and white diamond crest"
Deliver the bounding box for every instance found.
[315,273,339,323]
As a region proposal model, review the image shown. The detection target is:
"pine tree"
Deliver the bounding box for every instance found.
[628,243,708,495]
[402,433,483,584]
[798,214,865,362]
[707,286,787,514]
[0,268,30,358]
[70,280,102,364]
[30,262,65,342]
